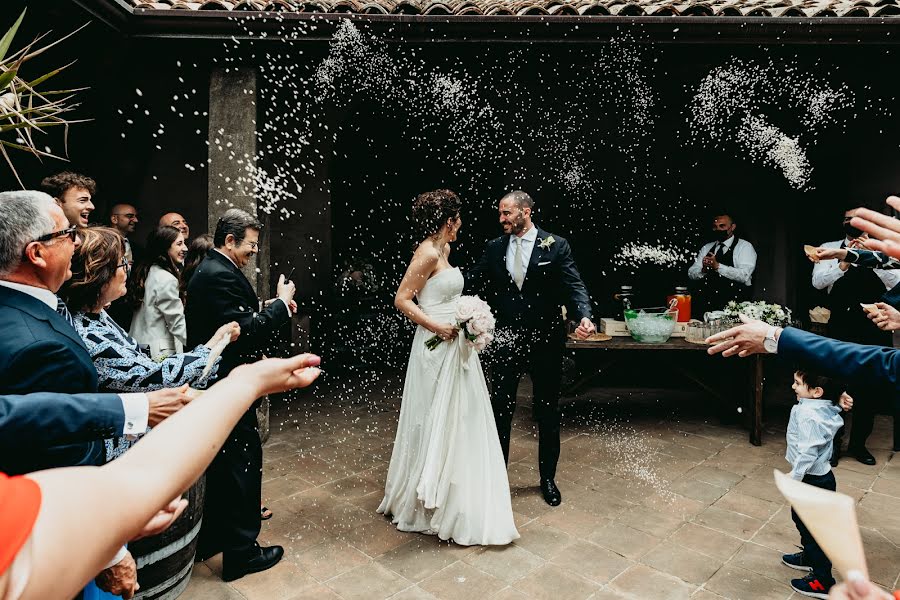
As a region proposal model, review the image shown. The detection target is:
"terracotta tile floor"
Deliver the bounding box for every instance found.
[185,373,900,600]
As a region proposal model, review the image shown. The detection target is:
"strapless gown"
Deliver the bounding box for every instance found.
[377,267,519,545]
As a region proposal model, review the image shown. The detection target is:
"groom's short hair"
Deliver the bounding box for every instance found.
[502,191,534,211]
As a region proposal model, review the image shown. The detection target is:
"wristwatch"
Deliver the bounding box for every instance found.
[763,326,780,354]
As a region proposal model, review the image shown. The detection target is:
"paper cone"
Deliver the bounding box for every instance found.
[201,336,231,379]
[773,470,868,579]
[861,303,882,317]
[804,244,820,262]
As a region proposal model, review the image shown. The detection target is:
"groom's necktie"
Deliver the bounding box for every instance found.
[513,237,525,290]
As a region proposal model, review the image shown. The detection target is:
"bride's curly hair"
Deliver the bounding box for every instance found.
[411,189,461,241]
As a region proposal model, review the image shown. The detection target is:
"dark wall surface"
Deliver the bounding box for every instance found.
[5,0,210,246]
[8,4,900,362]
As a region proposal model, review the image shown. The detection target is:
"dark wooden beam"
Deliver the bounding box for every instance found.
[70,0,133,32]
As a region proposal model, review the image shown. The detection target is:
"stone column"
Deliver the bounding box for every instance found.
[207,67,269,298]
[207,66,271,443]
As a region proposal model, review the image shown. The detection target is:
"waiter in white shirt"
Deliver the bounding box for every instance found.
[811,207,900,466]
[688,212,758,316]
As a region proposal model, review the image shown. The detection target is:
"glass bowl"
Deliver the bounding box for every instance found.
[623,307,679,344]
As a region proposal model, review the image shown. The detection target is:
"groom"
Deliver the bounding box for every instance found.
[466,191,596,506]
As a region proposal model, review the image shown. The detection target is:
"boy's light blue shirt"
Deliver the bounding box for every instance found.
[786,398,844,481]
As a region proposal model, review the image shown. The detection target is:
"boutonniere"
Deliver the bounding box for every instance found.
[538,235,556,250]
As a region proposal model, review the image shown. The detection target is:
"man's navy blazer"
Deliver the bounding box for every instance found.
[779,327,900,390]
[0,392,124,454]
[464,228,593,332]
[0,285,109,474]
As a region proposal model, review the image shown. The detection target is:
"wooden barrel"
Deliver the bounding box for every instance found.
[130,475,206,600]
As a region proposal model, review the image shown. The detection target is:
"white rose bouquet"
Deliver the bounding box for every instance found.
[722,300,792,328]
[425,295,496,352]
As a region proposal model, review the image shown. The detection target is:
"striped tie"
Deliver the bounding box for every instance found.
[56,297,75,328]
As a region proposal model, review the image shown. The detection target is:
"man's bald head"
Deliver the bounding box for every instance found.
[159,212,189,239]
[110,203,138,234]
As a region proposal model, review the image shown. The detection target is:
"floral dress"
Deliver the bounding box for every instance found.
[73,310,219,460]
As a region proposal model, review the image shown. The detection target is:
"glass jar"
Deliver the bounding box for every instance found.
[666,286,691,322]
[613,285,634,311]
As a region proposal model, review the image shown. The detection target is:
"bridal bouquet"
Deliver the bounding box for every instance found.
[425,295,495,352]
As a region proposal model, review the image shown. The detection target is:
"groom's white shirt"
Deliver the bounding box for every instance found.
[505,224,539,281]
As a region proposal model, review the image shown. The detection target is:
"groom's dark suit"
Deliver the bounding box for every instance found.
[466,227,592,480]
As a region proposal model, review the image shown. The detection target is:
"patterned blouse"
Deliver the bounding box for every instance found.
[73,310,219,459]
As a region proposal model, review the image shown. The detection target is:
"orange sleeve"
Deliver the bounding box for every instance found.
[0,473,42,575]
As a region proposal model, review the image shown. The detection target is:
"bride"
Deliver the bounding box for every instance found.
[377,189,519,546]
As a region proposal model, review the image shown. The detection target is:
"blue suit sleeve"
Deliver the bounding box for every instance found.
[779,327,900,390]
[0,392,125,452]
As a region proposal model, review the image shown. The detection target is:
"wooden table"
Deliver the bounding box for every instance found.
[565,336,767,446]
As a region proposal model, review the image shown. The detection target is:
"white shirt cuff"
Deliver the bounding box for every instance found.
[119,393,149,435]
[103,546,129,570]
[278,298,291,312]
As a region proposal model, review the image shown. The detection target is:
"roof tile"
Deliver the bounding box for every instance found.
[126,0,900,15]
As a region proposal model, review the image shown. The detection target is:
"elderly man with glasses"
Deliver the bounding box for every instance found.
[186,207,297,581]
[0,190,191,598]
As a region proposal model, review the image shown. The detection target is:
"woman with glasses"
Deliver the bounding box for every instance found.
[59,227,240,460]
[127,226,189,360]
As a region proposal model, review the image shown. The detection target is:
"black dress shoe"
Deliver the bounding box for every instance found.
[848,446,876,466]
[540,479,562,506]
[222,544,284,582]
[829,445,841,467]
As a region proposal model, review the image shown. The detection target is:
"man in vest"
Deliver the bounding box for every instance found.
[812,206,900,466]
[688,212,758,316]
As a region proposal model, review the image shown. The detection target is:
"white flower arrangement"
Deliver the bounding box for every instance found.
[722,300,792,328]
[538,235,556,250]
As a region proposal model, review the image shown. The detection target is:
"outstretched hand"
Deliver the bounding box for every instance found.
[706,315,773,358]
[851,196,900,259]
[232,353,322,397]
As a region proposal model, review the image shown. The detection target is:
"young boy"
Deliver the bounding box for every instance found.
[782,370,852,598]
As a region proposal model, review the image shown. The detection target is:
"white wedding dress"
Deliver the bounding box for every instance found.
[377,267,519,546]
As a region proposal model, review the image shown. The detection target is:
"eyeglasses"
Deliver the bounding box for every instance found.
[243,240,259,251]
[33,226,78,244]
[117,256,131,277]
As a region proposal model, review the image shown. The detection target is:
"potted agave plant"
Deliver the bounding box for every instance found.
[0,9,87,186]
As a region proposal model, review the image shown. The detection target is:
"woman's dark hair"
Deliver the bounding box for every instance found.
[180,233,214,302]
[411,189,461,240]
[60,227,124,313]
[127,225,183,310]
